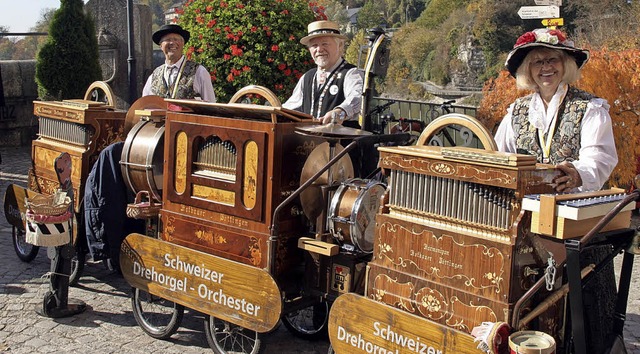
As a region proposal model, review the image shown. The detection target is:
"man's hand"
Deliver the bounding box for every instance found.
[318,108,345,124]
[553,161,582,192]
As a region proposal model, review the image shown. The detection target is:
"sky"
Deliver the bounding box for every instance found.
[1,0,86,34]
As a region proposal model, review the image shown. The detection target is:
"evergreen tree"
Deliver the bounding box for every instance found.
[35,0,102,100]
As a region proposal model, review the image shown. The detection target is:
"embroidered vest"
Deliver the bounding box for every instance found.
[149,60,199,99]
[301,61,356,119]
[511,86,593,164]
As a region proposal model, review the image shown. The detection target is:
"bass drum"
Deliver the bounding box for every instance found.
[328,178,386,253]
[120,119,165,201]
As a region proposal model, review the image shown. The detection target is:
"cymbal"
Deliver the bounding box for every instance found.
[124,95,166,136]
[299,142,354,221]
[296,122,373,138]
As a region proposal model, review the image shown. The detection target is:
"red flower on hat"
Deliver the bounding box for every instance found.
[514,32,536,48]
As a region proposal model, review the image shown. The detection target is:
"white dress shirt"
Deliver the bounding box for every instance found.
[142,55,216,103]
[495,83,617,191]
[283,59,363,120]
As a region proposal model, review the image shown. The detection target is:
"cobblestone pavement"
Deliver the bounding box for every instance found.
[0,145,639,353]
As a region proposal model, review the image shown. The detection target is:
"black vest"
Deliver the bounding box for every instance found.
[301,60,356,121]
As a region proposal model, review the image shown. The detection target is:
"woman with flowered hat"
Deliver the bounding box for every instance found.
[495,28,617,193]
[495,28,618,354]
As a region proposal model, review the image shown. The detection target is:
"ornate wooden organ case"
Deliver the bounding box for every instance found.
[367,145,569,337]
[30,99,126,211]
[160,100,315,276]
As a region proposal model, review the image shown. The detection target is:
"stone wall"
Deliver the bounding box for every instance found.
[0,61,38,146]
[0,2,152,147]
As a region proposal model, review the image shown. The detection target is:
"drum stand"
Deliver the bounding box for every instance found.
[36,153,86,318]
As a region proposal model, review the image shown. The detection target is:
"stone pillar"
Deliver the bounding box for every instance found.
[0,60,39,146]
[85,0,152,110]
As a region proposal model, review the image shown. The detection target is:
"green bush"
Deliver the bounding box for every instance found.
[35,0,101,100]
[178,0,326,103]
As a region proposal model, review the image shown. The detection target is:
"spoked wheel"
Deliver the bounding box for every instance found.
[204,316,263,354]
[282,301,330,340]
[12,226,39,262]
[132,287,184,339]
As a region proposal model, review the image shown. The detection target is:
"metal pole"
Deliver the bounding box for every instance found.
[126,0,137,104]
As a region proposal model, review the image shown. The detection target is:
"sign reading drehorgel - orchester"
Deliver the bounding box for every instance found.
[518,5,560,19]
[328,293,482,354]
[120,233,282,332]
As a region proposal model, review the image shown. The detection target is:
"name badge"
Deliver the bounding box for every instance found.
[329,85,339,95]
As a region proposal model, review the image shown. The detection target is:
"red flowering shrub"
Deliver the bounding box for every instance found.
[178,0,326,103]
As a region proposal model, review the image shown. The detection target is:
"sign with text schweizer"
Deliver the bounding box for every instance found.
[518,5,560,19]
[535,0,562,5]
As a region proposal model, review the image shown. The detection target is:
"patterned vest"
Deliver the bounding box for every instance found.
[511,86,593,164]
[301,60,357,127]
[149,60,199,99]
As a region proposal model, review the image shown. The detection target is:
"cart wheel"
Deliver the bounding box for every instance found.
[282,301,329,340]
[68,245,85,286]
[132,287,184,339]
[204,316,263,354]
[12,226,40,262]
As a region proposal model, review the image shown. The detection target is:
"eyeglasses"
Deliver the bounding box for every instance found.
[531,57,560,68]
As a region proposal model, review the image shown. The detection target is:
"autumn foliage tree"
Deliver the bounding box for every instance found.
[177,0,327,103]
[476,48,640,189]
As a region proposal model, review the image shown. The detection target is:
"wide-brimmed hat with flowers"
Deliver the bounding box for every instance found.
[152,24,191,45]
[300,20,348,46]
[505,28,589,76]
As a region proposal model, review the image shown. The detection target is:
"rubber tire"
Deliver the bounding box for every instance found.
[132,287,184,339]
[204,316,263,354]
[282,301,329,340]
[12,226,40,262]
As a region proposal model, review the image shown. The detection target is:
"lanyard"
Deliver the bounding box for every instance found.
[310,59,346,118]
[537,90,567,163]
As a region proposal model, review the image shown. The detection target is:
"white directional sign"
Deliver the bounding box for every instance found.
[518,5,560,19]
[534,0,562,5]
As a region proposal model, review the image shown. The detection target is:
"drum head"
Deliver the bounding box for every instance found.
[124,95,166,136]
[328,179,385,253]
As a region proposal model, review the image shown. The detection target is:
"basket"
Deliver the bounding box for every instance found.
[25,210,72,247]
[25,192,72,216]
[127,190,161,219]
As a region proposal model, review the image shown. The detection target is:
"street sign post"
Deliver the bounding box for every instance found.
[518,5,560,19]
[535,0,562,5]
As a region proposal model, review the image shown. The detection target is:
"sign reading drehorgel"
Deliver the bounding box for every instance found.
[120,233,282,332]
[328,293,483,354]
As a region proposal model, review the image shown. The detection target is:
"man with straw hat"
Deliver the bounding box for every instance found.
[283,20,363,127]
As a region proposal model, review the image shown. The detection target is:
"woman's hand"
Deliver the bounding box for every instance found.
[553,161,582,192]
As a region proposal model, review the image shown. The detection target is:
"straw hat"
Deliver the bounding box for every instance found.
[505,28,589,77]
[300,21,347,46]
[152,24,191,45]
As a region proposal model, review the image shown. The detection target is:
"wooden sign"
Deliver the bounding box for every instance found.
[120,233,282,332]
[328,293,484,354]
[3,184,37,231]
[542,18,564,27]
[518,5,560,19]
